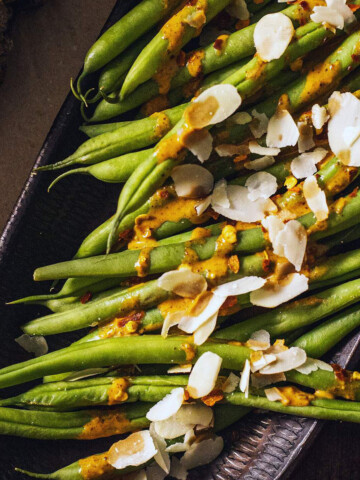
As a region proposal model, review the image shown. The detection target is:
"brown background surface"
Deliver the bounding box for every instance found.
[0,1,359,478]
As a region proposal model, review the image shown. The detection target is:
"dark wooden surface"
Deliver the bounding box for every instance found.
[0,2,359,478]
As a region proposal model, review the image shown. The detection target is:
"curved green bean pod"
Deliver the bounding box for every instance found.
[120,0,232,98]
[0,402,150,440]
[75,0,182,99]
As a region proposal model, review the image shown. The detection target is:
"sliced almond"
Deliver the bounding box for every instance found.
[250,109,269,138]
[248,141,280,156]
[149,423,170,474]
[183,129,213,163]
[245,171,278,201]
[251,372,286,388]
[193,312,218,345]
[265,387,283,402]
[169,457,188,480]
[266,110,299,148]
[244,155,275,171]
[310,0,355,30]
[211,179,230,208]
[146,387,184,422]
[108,431,157,470]
[297,120,315,153]
[154,404,213,439]
[180,435,224,469]
[167,364,192,374]
[215,144,249,157]
[260,347,307,374]
[275,220,307,271]
[239,358,251,398]
[222,372,240,393]
[296,358,333,374]
[290,148,328,179]
[311,103,329,130]
[15,334,48,357]
[250,329,271,346]
[178,293,225,333]
[213,276,266,297]
[166,429,195,453]
[228,111,252,125]
[171,164,214,198]
[195,196,211,216]
[250,353,277,373]
[303,175,329,221]
[187,351,222,398]
[250,273,309,308]
[254,13,294,61]
[157,269,207,298]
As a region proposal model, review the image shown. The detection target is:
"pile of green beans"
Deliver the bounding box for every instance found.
[6,0,360,477]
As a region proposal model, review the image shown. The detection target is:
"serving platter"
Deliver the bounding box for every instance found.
[0,1,359,478]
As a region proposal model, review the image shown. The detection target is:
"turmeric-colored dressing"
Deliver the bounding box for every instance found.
[246,56,266,81]
[107,378,130,405]
[293,0,325,25]
[300,60,341,105]
[151,111,172,139]
[191,226,213,240]
[329,369,360,400]
[181,342,196,361]
[97,311,144,339]
[78,411,134,440]
[153,57,182,95]
[161,0,208,53]
[79,453,115,480]
[158,296,194,318]
[324,165,358,196]
[135,247,153,277]
[187,49,205,77]
[213,34,229,56]
[276,386,314,406]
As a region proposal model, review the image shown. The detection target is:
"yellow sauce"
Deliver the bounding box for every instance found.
[187,49,205,77]
[78,411,135,440]
[107,378,130,405]
[79,453,115,480]
[135,247,153,277]
[276,386,314,406]
[152,111,172,139]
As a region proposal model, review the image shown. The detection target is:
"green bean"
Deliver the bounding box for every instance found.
[120,0,232,99]
[0,402,150,440]
[75,0,182,100]
[214,278,360,343]
[36,103,187,172]
[15,404,249,479]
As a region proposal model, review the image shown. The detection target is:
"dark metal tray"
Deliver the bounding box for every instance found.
[0,1,359,478]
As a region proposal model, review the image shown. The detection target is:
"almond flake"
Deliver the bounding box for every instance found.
[212,179,230,208]
[248,141,280,156]
[215,144,249,157]
[250,329,271,345]
[178,293,225,333]
[250,273,309,308]
[187,351,222,398]
[195,196,211,216]
[149,423,170,474]
[265,387,283,402]
[172,164,214,198]
[254,13,294,62]
[296,358,333,374]
[154,404,213,439]
[310,0,355,30]
[275,220,307,271]
[192,84,242,126]
[259,347,307,374]
[222,372,240,393]
[15,334,48,357]
[169,457,188,480]
[303,175,329,221]
[228,111,252,125]
[239,359,251,398]
[213,276,266,297]
[146,463,167,480]
[146,387,184,422]
[161,311,182,338]
[167,364,192,374]
[250,353,277,373]
[266,110,299,148]
[250,109,269,138]
[311,104,329,129]
[108,431,157,470]
[297,121,315,153]
[193,312,218,345]
[166,429,195,453]
[245,172,278,201]
[251,372,286,388]
[290,149,328,179]
[180,435,224,469]
[157,269,207,298]
[183,129,213,163]
[244,155,275,171]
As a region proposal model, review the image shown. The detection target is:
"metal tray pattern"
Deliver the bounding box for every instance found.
[0,1,359,478]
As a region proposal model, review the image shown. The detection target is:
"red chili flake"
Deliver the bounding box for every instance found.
[118,311,145,328]
[159,188,170,199]
[201,389,224,406]
[80,291,92,304]
[118,229,133,243]
[349,3,360,12]
[300,1,310,10]
[262,258,271,272]
[220,296,238,310]
[207,208,220,220]
[213,37,225,51]
[349,186,359,197]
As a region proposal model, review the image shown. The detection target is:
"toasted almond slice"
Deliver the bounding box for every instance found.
[222,372,240,393]
[310,0,355,30]
[211,184,273,222]
[187,351,223,398]
[297,121,315,153]
[212,179,230,208]
[254,13,294,62]
[166,429,195,453]
[250,273,309,308]
[251,372,286,388]
[193,312,218,345]
[226,0,250,20]
[167,364,192,374]
[215,144,249,157]
[290,149,328,179]
[15,334,48,357]
[248,141,280,156]
[244,155,275,171]
[149,423,170,474]
[171,164,214,198]
[265,387,283,402]
[261,215,285,256]
[311,103,329,129]
[245,171,278,201]
[266,110,299,148]
[178,293,225,333]
[296,358,333,374]
[275,220,307,271]
[161,311,182,338]
[146,387,184,422]
[239,359,251,398]
[169,457,188,480]
[195,196,211,216]
[108,431,157,470]
[154,405,213,439]
[213,276,266,297]
[250,329,271,345]
[183,129,213,163]
[303,175,329,221]
[250,109,269,138]
[260,347,307,374]
[180,435,224,469]
[250,353,277,373]
[228,111,252,125]
[191,84,242,127]
[157,269,207,298]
